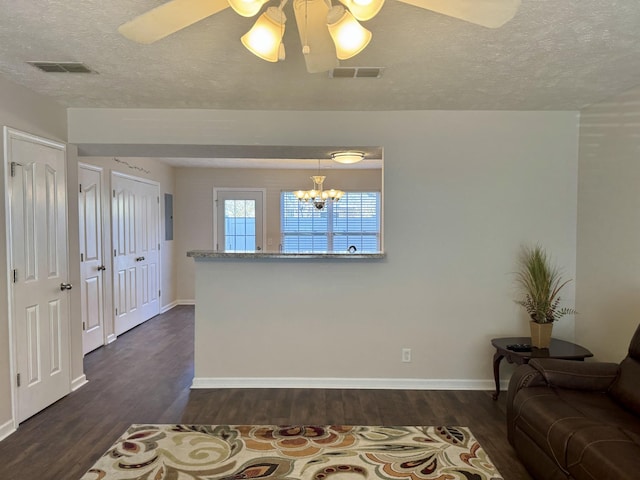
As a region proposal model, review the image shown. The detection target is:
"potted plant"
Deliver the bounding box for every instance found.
[515,245,576,348]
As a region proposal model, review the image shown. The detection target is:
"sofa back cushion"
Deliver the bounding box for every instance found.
[629,323,640,360]
[610,324,640,415]
[610,358,640,415]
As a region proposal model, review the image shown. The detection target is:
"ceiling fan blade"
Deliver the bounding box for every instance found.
[293,0,339,73]
[395,0,520,28]
[119,0,230,44]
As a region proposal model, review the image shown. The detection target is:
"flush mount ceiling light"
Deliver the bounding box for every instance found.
[331,151,365,164]
[119,0,521,73]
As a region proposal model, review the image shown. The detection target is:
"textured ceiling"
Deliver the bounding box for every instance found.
[1,0,640,111]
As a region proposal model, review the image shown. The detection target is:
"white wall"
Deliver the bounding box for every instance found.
[576,85,640,361]
[0,76,69,437]
[174,167,382,302]
[68,108,579,385]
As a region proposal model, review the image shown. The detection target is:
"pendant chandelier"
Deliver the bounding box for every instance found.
[294,175,344,210]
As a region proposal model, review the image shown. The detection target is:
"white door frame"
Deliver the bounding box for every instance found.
[213,188,267,252]
[3,126,70,430]
[111,171,162,331]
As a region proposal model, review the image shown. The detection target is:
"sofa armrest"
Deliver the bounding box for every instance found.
[528,358,619,391]
[506,364,547,444]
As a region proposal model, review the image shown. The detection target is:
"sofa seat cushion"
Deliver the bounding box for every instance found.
[565,424,640,480]
[555,388,640,443]
[512,386,640,476]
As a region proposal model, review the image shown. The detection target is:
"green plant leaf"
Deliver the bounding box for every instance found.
[514,244,575,323]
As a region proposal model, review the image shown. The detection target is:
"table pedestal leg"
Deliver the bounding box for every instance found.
[492,351,504,400]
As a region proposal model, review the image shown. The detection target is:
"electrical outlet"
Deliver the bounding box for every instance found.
[402,348,411,363]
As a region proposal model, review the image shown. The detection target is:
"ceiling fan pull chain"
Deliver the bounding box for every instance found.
[278,0,287,60]
[302,0,310,54]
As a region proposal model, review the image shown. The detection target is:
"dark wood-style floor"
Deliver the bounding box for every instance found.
[0,306,532,480]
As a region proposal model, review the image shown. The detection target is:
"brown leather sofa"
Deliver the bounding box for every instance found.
[506,324,640,480]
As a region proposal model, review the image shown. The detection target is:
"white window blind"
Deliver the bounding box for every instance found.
[281,192,381,253]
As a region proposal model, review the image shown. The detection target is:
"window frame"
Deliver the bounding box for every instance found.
[280,191,381,254]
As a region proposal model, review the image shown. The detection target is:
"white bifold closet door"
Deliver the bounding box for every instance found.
[111,173,160,336]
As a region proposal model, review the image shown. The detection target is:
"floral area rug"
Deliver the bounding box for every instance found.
[80,425,504,480]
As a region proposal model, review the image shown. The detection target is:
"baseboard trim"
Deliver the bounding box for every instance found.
[71,374,88,392]
[192,377,506,391]
[0,419,16,441]
[106,334,117,344]
[160,301,178,314]
[177,299,195,306]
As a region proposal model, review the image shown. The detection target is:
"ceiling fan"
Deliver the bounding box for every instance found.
[119,0,520,74]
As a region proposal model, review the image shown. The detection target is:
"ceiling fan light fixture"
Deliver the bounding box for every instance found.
[228,0,269,17]
[331,151,365,164]
[327,6,372,60]
[241,7,287,62]
[118,0,522,72]
[338,0,385,21]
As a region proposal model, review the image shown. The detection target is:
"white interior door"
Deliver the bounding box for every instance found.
[112,173,160,336]
[5,128,71,423]
[79,164,105,355]
[214,189,264,252]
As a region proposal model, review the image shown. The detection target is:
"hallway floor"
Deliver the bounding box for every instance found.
[0,305,530,479]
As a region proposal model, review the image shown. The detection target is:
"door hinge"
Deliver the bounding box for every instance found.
[113,189,116,198]
[80,253,84,262]
[157,196,159,204]
[16,373,20,387]
[115,308,118,316]
[82,321,86,331]
[114,249,116,257]
[79,183,82,193]
[12,269,17,283]
[158,243,160,250]
[159,289,161,297]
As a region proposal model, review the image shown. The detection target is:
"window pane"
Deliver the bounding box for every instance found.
[224,199,257,252]
[281,191,381,253]
[247,218,256,236]
[333,234,379,253]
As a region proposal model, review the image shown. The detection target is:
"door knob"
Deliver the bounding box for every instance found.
[60,283,73,291]
[97,265,106,271]
[135,256,146,262]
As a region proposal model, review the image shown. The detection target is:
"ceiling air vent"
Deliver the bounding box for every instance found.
[27,61,96,73]
[329,67,384,79]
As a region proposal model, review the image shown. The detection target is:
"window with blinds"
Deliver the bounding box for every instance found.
[281,192,381,253]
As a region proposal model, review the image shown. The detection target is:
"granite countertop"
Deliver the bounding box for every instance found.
[187,250,386,259]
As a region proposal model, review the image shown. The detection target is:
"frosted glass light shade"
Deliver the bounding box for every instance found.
[331,151,365,164]
[293,174,344,208]
[327,6,372,60]
[229,0,269,17]
[241,7,286,63]
[338,0,385,21]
